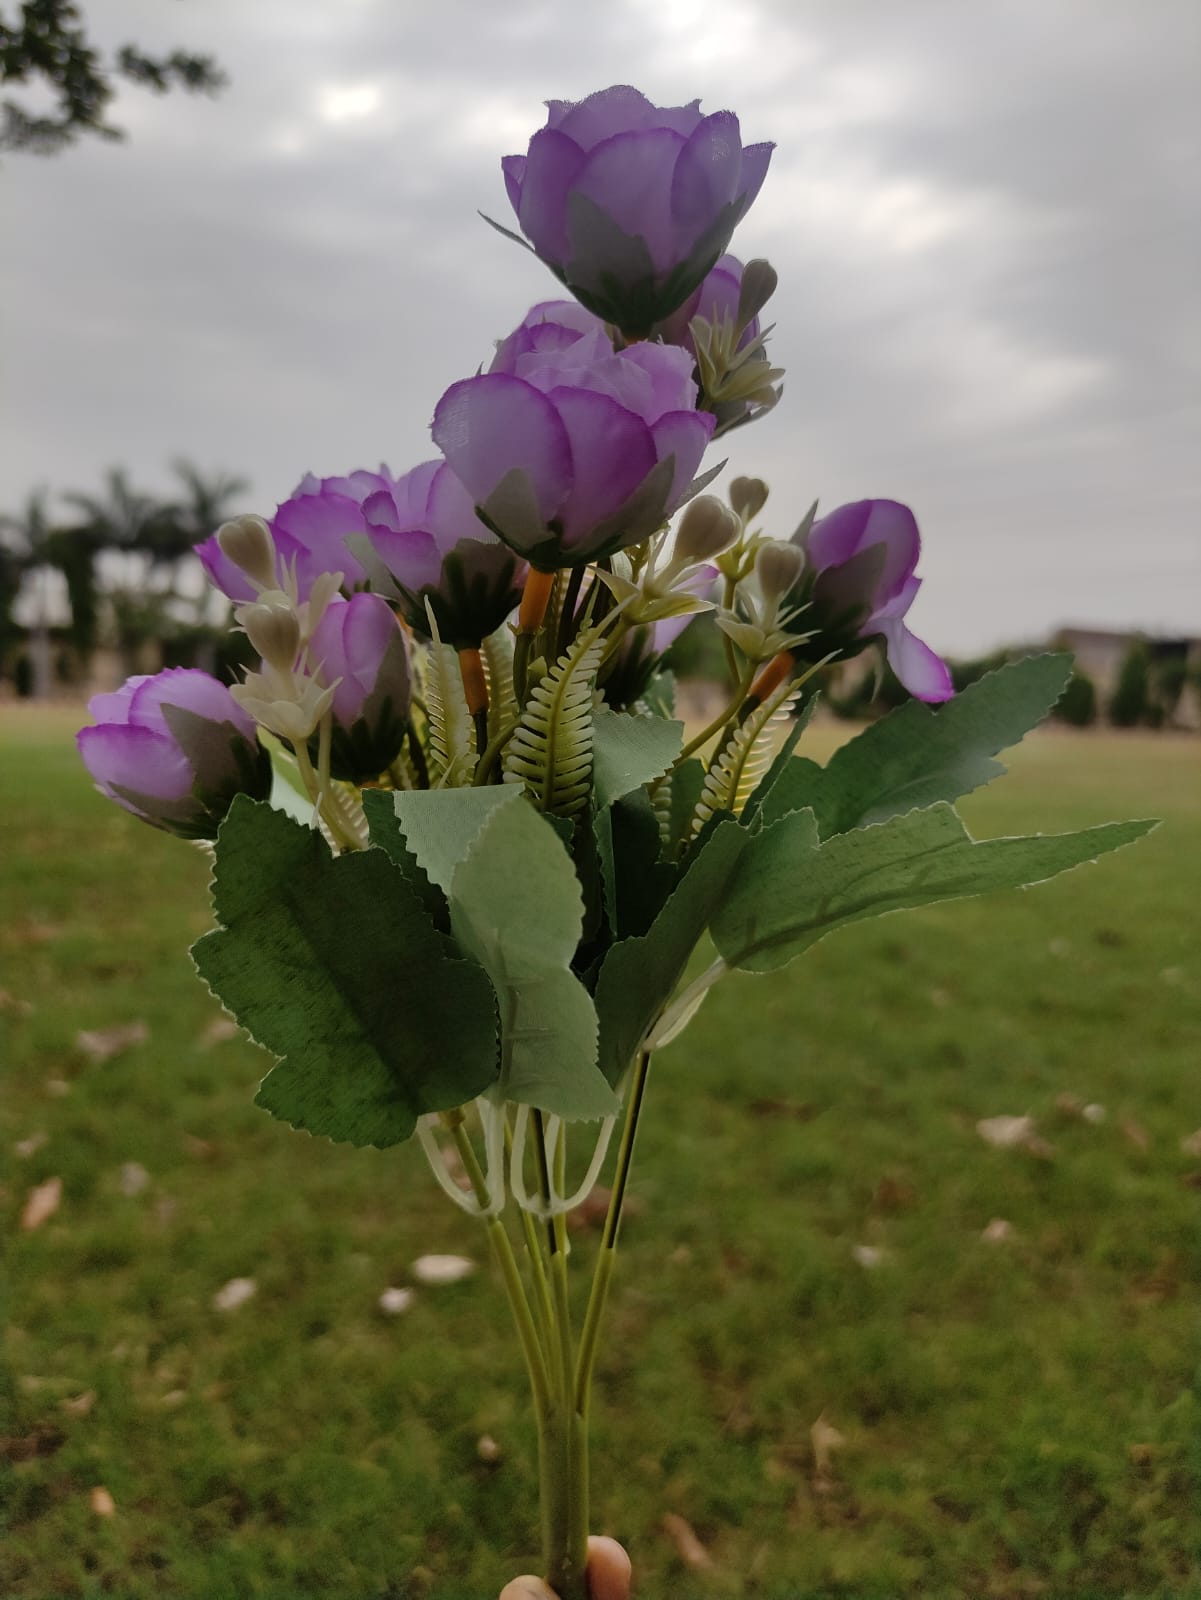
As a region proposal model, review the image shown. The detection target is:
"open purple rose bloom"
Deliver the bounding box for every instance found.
[432,301,716,569]
[363,461,525,647]
[307,593,412,781]
[795,499,953,702]
[196,469,396,602]
[501,85,773,336]
[77,668,272,839]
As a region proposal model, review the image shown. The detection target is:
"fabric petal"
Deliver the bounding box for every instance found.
[517,127,585,262]
[572,127,686,272]
[876,618,954,702]
[195,532,259,603]
[86,678,144,725]
[427,462,490,551]
[129,668,248,737]
[670,110,743,252]
[549,388,656,545]
[501,152,526,215]
[433,374,573,525]
[272,491,369,590]
[735,140,774,214]
[554,85,663,148]
[807,501,873,570]
[78,722,195,805]
[857,500,921,605]
[650,411,717,513]
[366,524,443,594]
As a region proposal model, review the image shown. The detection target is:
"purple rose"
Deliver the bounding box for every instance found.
[797,500,953,703]
[196,468,397,602]
[363,460,525,647]
[432,302,716,568]
[500,86,773,336]
[78,668,271,838]
[307,592,412,781]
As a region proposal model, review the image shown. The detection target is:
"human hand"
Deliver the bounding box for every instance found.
[498,1535,632,1600]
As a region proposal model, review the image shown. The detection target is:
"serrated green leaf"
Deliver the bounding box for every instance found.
[591,706,684,809]
[448,797,617,1120]
[191,798,498,1148]
[669,759,706,854]
[389,786,517,895]
[594,819,747,1082]
[713,802,1156,974]
[759,654,1075,836]
[361,788,449,933]
[594,787,677,940]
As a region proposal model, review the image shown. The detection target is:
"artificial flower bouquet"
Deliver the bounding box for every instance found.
[78,86,1152,1597]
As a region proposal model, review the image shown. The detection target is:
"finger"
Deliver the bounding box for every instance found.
[498,1579,556,1600]
[586,1536,633,1600]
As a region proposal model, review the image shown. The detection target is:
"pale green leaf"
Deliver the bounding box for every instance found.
[388,786,516,896]
[191,799,498,1147]
[591,706,684,810]
[713,802,1156,973]
[449,796,617,1120]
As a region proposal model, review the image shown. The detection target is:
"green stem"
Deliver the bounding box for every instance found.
[447,1119,551,1420]
[673,659,756,768]
[473,717,519,786]
[555,563,586,659]
[504,1115,556,1360]
[513,629,533,706]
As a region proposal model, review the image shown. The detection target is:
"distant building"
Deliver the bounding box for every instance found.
[1053,626,1201,729]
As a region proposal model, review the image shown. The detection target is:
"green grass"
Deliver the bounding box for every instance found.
[3,706,1199,1600]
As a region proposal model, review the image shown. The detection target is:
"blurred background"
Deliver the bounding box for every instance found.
[3,4,1199,1597]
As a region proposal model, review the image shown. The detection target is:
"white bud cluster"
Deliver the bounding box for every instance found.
[230,565,345,745]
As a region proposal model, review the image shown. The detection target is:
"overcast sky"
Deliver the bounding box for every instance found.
[4,0,1199,655]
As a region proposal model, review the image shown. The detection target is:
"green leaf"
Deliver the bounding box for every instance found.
[191,799,499,1148]
[590,706,684,809]
[712,802,1157,974]
[448,796,617,1120]
[742,696,817,828]
[594,819,748,1082]
[669,759,706,854]
[361,788,449,934]
[594,788,677,940]
[388,786,515,896]
[759,654,1075,836]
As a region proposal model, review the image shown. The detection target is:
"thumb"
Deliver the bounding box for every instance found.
[586,1536,632,1600]
[498,1581,556,1600]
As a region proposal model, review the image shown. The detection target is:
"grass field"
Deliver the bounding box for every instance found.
[3,706,1199,1599]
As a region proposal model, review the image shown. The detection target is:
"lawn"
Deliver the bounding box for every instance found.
[2,706,1199,1599]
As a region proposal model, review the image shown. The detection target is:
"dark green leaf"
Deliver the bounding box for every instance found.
[594,819,747,1082]
[759,654,1075,836]
[191,799,498,1147]
[362,788,449,933]
[713,802,1156,973]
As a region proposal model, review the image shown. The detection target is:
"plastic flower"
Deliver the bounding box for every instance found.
[196,469,397,602]
[306,592,412,781]
[363,461,525,648]
[432,302,716,569]
[656,255,783,432]
[500,85,773,336]
[77,668,271,839]
[795,499,953,702]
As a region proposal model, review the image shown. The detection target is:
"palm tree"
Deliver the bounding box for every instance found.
[0,491,59,697]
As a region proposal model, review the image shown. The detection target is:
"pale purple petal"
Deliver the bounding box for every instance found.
[670,110,743,250]
[617,341,700,419]
[736,141,774,215]
[858,501,921,604]
[876,618,954,702]
[367,524,442,593]
[551,388,656,543]
[432,374,572,524]
[78,722,194,805]
[807,501,873,571]
[554,85,662,148]
[128,668,251,738]
[572,127,687,272]
[426,462,489,551]
[195,532,258,603]
[517,127,585,262]
[86,678,144,725]
[650,411,717,512]
[501,152,526,214]
[272,491,369,589]
[310,593,398,721]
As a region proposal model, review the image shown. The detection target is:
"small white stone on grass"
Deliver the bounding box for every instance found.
[977,1115,1035,1149]
[20,1176,62,1231]
[90,1486,116,1516]
[1082,1103,1107,1125]
[119,1161,149,1196]
[982,1218,1015,1243]
[411,1254,475,1285]
[14,1132,47,1159]
[476,1433,501,1462]
[852,1244,884,1269]
[378,1286,415,1315]
[212,1277,257,1312]
[1180,1129,1201,1158]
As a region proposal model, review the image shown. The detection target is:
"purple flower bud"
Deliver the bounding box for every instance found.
[363,460,525,647]
[797,500,953,703]
[432,303,716,569]
[655,254,757,355]
[195,468,398,603]
[77,668,271,838]
[501,86,773,336]
[307,593,412,781]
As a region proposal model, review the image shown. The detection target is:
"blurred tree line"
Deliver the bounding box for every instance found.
[0,461,252,697]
